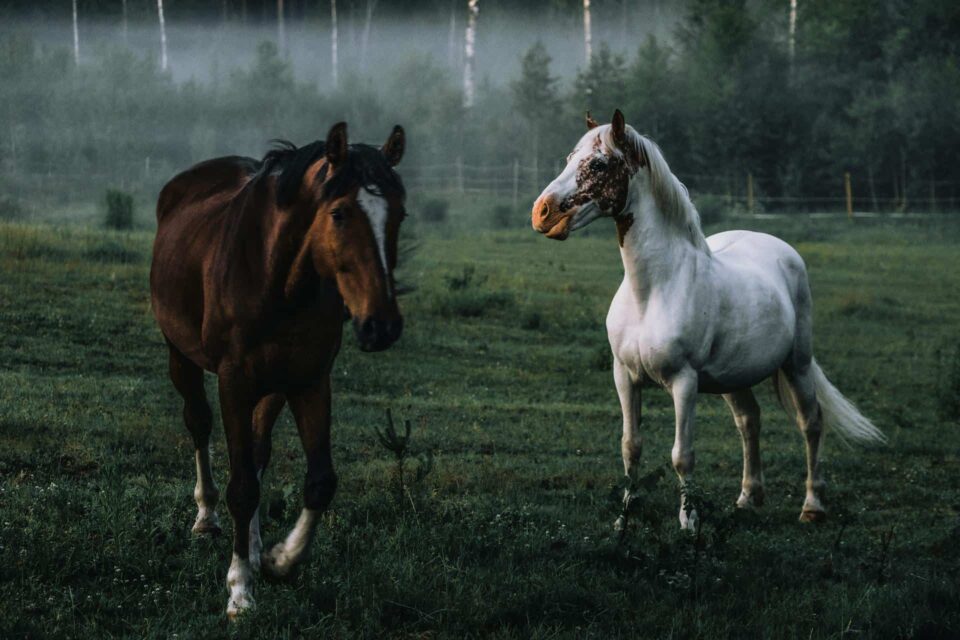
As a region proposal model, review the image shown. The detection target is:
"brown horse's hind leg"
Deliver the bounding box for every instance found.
[167,343,220,535]
[248,394,285,573]
[218,369,261,619]
[261,376,336,581]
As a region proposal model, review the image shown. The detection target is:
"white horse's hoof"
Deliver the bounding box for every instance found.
[736,489,764,509]
[679,508,698,531]
[613,515,626,531]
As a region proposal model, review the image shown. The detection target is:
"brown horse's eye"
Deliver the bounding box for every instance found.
[331,207,346,223]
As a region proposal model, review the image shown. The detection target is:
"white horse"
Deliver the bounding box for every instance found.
[532,110,884,530]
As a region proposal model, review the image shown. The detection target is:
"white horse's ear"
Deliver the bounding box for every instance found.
[611,109,627,146]
[585,111,599,130]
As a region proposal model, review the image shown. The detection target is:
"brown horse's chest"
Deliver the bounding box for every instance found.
[240,311,344,391]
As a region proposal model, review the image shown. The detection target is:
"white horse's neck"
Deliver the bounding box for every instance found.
[618,179,710,306]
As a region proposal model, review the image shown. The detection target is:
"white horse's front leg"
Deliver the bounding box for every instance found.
[613,357,642,531]
[670,369,698,531]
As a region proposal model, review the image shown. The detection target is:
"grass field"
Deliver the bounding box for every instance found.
[1,214,960,639]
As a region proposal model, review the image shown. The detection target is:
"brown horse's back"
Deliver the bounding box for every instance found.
[157,155,259,222]
[152,156,261,369]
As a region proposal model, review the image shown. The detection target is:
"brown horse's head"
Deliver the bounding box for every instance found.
[532,109,645,241]
[294,122,407,352]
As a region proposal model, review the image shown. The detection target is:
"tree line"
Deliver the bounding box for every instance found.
[1,0,958,216]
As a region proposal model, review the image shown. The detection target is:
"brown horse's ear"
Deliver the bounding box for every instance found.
[325,121,348,167]
[611,109,627,147]
[382,125,405,167]
[585,111,599,130]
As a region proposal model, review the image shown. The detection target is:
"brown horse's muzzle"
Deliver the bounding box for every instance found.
[353,313,403,352]
[532,194,575,241]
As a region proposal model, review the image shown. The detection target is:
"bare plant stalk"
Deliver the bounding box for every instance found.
[583,0,592,63]
[72,0,80,66]
[157,0,168,71]
[463,0,479,108]
[331,0,339,88]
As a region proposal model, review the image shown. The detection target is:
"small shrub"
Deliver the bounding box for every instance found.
[694,195,728,226]
[420,198,449,224]
[103,189,135,230]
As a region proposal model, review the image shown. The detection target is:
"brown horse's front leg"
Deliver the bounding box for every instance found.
[261,376,337,580]
[218,370,261,620]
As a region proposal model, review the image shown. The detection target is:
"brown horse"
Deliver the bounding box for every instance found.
[150,122,406,618]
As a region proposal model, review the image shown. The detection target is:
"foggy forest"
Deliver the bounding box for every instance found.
[2,0,958,224]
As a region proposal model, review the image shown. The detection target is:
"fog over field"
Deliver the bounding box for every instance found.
[3,6,680,87]
[1,1,958,225]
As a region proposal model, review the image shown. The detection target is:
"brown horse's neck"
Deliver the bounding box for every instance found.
[215,177,334,324]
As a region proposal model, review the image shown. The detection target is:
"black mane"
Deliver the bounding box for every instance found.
[259,139,404,209]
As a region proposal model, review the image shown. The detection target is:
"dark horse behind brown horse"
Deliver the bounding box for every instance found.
[150,122,406,618]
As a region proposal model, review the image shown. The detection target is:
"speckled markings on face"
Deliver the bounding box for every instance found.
[561,136,636,245]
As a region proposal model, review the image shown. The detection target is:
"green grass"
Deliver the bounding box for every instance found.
[1,216,959,638]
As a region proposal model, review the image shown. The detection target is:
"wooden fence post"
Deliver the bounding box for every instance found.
[512,158,520,209]
[844,171,852,218]
[746,172,754,214]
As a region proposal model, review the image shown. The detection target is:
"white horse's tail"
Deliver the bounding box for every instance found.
[775,359,886,444]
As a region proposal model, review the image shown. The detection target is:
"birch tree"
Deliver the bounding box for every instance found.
[72,0,80,66]
[360,0,378,69]
[463,0,479,108]
[331,0,339,88]
[789,0,797,63]
[447,3,457,69]
[583,0,592,63]
[277,0,286,54]
[157,0,168,71]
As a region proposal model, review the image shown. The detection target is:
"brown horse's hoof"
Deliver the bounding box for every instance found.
[192,519,222,537]
[799,509,826,523]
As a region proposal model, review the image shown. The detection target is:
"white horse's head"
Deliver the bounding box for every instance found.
[532,109,647,241]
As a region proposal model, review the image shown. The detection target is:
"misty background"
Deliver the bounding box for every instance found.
[1,0,958,225]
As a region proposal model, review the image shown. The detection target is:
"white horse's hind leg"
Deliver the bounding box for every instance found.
[781,365,827,522]
[722,389,764,508]
[670,369,698,531]
[613,357,642,531]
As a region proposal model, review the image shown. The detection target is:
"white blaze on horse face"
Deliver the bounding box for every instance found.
[357,187,393,298]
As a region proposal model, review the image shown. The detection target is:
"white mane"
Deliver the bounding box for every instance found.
[596,125,711,253]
